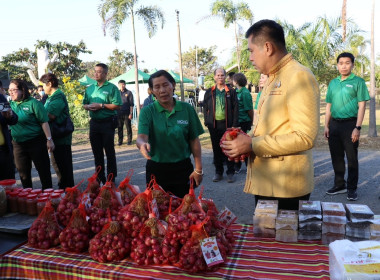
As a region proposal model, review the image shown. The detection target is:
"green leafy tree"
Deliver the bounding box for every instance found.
[281,17,364,87]
[199,0,253,72]
[62,76,89,128]
[99,0,165,117]
[180,45,218,82]
[107,48,134,79]
[226,38,260,85]
[0,40,91,83]
[82,61,100,79]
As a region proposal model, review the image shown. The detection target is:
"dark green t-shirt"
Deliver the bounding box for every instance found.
[236,87,253,122]
[326,73,370,119]
[44,89,72,145]
[10,97,49,142]
[138,100,204,163]
[83,81,122,120]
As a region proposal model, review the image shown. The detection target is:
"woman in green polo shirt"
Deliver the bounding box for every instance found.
[8,79,54,189]
[136,70,204,198]
[40,73,75,189]
[232,73,253,173]
[254,74,268,120]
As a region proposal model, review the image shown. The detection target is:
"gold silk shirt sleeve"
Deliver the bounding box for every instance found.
[252,66,320,158]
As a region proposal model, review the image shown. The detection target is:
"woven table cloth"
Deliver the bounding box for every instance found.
[0,224,330,279]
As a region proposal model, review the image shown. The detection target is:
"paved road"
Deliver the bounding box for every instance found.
[24,145,380,224]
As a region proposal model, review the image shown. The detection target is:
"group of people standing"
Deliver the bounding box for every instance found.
[1,74,74,190]
[0,19,372,208]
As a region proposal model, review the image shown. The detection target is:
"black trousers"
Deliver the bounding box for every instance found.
[0,146,15,180]
[52,144,74,189]
[255,193,311,211]
[89,118,117,184]
[328,118,359,190]
[12,135,52,189]
[235,121,252,170]
[208,122,235,175]
[146,158,193,198]
[117,113,132,144]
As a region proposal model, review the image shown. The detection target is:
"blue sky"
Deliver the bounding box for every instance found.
[1,0,378,71]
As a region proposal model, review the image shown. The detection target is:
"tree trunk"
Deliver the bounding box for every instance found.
[368,0,377,137]
[341,0,347,42]
[234,21,241,72]
[131,10,141,119]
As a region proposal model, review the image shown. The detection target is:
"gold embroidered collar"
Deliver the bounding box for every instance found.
[268,53,293,75]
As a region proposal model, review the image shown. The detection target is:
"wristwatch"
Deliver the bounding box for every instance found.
[47,136,52,141]
[101,103,105,109]
[355,126,361,130]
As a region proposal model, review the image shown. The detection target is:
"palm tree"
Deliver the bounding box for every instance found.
[281,17,364,87]
[341,0,347,42]
[199,0,253,72]
[368,0,377,137]
[99,0,165,117]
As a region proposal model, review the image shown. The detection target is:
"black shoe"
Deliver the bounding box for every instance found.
[347,189,358,201]
[127,141,132,145]
[213,174,223,182]
[118,142,122,146]
[326,186,347,195]
[227,174,235,183]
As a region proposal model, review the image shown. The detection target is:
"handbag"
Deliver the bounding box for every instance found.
[50,96,74,139]
[51,116,74,138]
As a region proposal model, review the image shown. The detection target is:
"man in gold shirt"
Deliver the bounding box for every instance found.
[221,19,320,210]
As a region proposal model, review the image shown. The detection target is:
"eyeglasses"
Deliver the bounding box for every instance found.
[8,88,19,93]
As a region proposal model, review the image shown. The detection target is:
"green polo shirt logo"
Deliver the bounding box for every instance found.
[177,120,188,125]
[346,85,353,88]
[22,107,30,111]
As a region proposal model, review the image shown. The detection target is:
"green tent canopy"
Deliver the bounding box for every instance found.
[149,68,159,74]
[78,75,96,86]
[109,66,150,85]
[168,70,194,84]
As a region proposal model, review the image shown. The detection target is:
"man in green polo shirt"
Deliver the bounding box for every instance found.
[324,52,370,201]
[83,63,122,184]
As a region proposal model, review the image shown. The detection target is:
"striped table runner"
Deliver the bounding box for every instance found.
[0,224,330,279]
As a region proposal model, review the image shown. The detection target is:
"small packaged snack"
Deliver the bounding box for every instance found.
[321,202,346,216]
[255,200,278,215]
[299,200,321,215]
[346,204,374,220]
[276,210,298,231]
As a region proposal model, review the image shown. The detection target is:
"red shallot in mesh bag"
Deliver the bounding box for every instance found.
[220,128,250,162]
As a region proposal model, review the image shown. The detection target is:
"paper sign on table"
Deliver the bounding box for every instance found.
[217,207,237,227]
[201,236,224,267]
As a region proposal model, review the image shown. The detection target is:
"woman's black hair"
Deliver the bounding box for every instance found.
[148,70,176,89]
[10,79,30,100]
[39,73,59,88]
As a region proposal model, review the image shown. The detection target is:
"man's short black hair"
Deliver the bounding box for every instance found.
[228,72,235,79]
[37,85,43,89]
[245,19,286,51]
[95,63,108,73]
[118,80,126,84]
[337,52,355,63]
